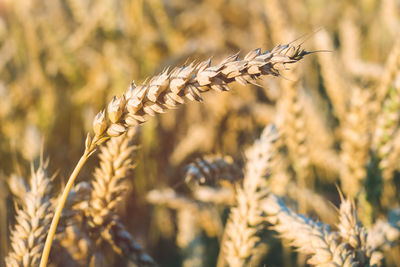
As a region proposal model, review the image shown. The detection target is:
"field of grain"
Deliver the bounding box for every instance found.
[0,0,399,266]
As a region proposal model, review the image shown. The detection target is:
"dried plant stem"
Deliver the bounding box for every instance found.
[40,136,97,267]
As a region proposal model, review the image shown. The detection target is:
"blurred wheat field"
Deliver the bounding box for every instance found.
[0,0,400,266]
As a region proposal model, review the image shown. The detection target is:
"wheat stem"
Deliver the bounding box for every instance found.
[39,136,97,267]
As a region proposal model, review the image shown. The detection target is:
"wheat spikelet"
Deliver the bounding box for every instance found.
[222,125,277,267]
[6,160,53,267]
[184,155,242,187]
[337,198,377,266]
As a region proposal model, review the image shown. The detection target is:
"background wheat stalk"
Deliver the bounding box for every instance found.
[221,125,278,266]
[86,127,155,266]
[6,160,53,267]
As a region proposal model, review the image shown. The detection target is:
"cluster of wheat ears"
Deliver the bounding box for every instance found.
[3,35,400,267]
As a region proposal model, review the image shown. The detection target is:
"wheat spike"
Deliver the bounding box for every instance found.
[222,125,278,267]
[88,129,137,226]
[87,128,155,266]
[6,160,53,267]
[337,198,379,266]
[91,43,309,142]
[100,220,156,267]
[184,155,242,187]
[261,195,357,267]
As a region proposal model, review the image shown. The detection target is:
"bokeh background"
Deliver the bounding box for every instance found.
[0,0,399,266]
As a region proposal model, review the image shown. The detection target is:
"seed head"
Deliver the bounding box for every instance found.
[107,96,126,123]
[93,110,107,136]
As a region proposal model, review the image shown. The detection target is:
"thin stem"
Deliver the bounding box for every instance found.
[39,142,95,267]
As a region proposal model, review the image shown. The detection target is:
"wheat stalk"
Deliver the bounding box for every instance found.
[6,160,53,267]
[40,41,310,267]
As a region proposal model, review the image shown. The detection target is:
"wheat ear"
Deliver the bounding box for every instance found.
[86,128,155,265]
[88,128,137,227]
[40,42,310,267]
[337,197,381,266]
[339,87,371,198]
[6,160,53,267]
[261,195,357,266]
[222,125,277,267]
[184,155,242,187]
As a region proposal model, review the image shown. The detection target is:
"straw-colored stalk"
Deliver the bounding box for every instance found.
[40,42,310,267]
